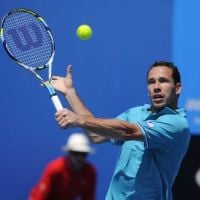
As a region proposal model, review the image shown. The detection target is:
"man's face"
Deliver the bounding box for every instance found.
[147,66,181,113]
[69,151,88,171]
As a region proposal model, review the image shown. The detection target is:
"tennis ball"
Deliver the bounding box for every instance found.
[76,24,93,40]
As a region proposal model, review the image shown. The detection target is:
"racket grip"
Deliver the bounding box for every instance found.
[51,95,63,111]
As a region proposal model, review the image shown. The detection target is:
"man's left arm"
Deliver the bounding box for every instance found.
[82,166,97,200]
[55,109,144,141]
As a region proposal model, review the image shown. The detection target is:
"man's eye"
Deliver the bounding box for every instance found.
[148,80,155,85]
[159,78,169,83]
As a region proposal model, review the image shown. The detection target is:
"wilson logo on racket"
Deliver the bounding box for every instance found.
[0,8,63,111]
[7,22,43,51]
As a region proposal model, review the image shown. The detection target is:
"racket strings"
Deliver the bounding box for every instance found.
[2,11,54,68]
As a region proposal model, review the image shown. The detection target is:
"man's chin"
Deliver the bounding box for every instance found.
[152,103,165,112]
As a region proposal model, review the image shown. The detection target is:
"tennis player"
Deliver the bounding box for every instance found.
[29,133,96,200]
[53,61,191,200]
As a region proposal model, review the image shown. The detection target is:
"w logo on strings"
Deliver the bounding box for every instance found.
[7,22,43,51]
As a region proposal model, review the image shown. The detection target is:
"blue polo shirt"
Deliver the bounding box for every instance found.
[105,104,190,200]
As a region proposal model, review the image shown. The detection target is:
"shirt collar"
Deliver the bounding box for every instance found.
[142,104,186,120]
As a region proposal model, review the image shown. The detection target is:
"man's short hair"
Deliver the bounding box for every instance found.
[147,60,181,84]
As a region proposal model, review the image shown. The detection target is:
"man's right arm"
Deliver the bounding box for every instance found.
[29,165,52,200]
[52,65,109,143]
[64,87,109,143]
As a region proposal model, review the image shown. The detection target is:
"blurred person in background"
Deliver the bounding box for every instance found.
[29,133,97,200]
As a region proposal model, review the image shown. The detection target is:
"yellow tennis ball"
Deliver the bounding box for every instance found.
[76,24,93,40]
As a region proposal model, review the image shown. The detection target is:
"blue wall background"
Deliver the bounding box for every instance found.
[172,0,200,134]
[0,0,177,199]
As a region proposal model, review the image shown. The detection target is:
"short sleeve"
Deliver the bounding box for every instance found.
[137,114,190,151]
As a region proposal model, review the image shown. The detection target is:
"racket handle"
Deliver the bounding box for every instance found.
[51,95,63,111]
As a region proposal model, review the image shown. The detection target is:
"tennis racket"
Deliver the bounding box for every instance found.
[0,8,63,111]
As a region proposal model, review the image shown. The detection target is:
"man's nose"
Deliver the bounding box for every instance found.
[154,82,161,92]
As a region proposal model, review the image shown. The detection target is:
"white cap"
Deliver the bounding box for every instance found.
[62,133,93,153]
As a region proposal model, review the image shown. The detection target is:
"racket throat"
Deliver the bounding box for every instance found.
[46,86,56,96]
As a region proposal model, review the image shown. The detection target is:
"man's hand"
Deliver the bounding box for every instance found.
[55,108,80,128]
[52,65,74,95]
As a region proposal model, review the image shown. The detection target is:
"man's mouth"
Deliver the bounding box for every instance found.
[153,94,164,102]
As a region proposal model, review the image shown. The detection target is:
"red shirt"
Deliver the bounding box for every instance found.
[29,157,97,200]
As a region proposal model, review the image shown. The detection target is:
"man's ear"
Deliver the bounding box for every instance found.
[147,88,150,96]
[176,83,182,95]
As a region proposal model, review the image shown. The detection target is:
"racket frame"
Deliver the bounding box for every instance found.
[0,8,63,111]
